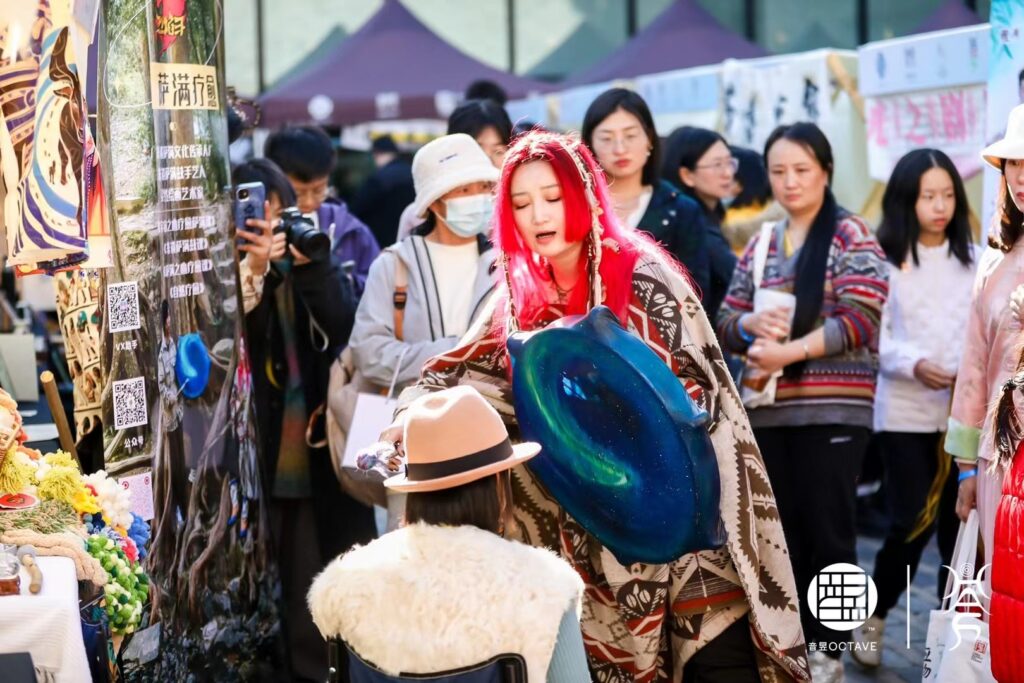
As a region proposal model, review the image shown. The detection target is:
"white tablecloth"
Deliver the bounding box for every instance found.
[0,556,90,682]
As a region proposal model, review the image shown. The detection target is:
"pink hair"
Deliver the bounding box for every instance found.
[492,131,684,338]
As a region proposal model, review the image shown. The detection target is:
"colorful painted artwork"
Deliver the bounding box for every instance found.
[0,1,90,273]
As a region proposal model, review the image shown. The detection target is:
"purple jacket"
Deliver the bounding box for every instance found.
[318,199,381,297]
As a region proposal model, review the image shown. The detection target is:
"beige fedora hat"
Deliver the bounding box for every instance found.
[385,386,540,493]
[983,103,1024,169]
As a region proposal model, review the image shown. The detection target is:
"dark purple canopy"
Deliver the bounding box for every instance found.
[259,0,550,126]
[910,0,982,36]
[564,0,767,87]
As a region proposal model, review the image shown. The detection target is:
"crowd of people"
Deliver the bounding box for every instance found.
[228,79,1024,683]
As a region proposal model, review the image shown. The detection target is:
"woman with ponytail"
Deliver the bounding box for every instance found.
[381,131,810,682]
[716,123,889,683]
[946,108,1024,666]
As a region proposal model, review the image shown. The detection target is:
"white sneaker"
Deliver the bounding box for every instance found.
[808,651,845,683]
[851,615,884,668]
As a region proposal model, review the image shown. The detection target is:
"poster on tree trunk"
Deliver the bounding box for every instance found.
[98,0,281,677]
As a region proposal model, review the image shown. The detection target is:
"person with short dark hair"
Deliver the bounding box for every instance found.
[464,78,508,106]
[349,135,416,247]
[722,146,785,252]
[447,99,512,167]
[512,119,544,137]
[581,88,712,303]
[233,157,376,682]
[264,125,380,294]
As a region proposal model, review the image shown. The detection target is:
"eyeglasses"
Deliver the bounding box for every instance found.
[695,157,740,174]
[592,133,648,150]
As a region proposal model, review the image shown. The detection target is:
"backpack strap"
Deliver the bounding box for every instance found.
[393,254,408,342]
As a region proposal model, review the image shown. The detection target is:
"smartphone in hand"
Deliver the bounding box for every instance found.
[233,182,266,246]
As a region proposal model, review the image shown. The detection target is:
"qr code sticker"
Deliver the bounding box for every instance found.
[112,377,148,430]
[107,282,141,333]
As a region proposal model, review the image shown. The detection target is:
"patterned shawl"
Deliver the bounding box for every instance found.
[397,255,810,682]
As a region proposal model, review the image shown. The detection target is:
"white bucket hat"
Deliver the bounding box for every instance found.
[983,103,1024,169]
[411,133,499,219]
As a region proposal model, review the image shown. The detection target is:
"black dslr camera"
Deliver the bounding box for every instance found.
[278,207,331,263]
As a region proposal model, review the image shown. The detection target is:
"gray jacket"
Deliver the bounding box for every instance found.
[349,234,498,390]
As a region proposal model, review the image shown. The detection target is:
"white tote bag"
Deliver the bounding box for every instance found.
[922,509,997,683]
[741,222,795,408]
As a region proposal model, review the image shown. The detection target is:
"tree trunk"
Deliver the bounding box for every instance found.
[99,0,282,677]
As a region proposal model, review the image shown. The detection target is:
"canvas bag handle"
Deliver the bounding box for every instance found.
[752,221,775,291]
[940,508,980,611]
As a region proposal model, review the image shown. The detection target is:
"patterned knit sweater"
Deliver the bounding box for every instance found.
[716,214,889,429]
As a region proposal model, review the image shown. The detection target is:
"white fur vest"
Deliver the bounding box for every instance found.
[308,523,583,682]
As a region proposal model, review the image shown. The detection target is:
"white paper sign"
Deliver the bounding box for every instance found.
[119,471,155,521]
[342,393,397,470]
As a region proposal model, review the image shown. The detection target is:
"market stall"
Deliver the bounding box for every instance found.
[0,389,151,680]
[0,0,279,679]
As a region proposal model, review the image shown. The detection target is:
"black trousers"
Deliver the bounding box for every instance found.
[682,615,760,683]
[755,424,870,657]
[871,432,960,616]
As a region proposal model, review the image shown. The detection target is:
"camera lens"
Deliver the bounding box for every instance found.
[239,189,249,199]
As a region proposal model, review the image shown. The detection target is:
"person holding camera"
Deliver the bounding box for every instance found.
[234,159,377,681]
[264,124,380,295]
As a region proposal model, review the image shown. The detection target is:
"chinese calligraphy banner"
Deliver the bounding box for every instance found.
[866,85,987,182]
[721,50,872,213]
[721,51,833,152]
[859,25,988,98]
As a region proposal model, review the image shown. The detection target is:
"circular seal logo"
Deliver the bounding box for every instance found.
[807,563,878,631]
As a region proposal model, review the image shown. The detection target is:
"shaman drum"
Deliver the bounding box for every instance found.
[507,306,723,565]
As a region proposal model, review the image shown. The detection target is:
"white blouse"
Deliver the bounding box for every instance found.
[873,241,978,433]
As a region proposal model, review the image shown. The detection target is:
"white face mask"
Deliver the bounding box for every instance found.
[443,194,494,238]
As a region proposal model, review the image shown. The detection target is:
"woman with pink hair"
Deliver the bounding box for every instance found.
[383,131,809,682]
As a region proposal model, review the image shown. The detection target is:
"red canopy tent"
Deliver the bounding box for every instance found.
[563,0,767,87]
[258,0,550,127]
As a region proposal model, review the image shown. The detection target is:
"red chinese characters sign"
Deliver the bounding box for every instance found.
[866,85,986,181]
[155,0,187,54]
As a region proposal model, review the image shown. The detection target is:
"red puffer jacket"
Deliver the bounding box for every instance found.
[992,440,1024,683]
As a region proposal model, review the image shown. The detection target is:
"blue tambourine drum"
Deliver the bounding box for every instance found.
[175,332,212,399]
[507,306,724,565]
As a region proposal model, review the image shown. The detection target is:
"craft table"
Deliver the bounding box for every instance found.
[0,555,90,682]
